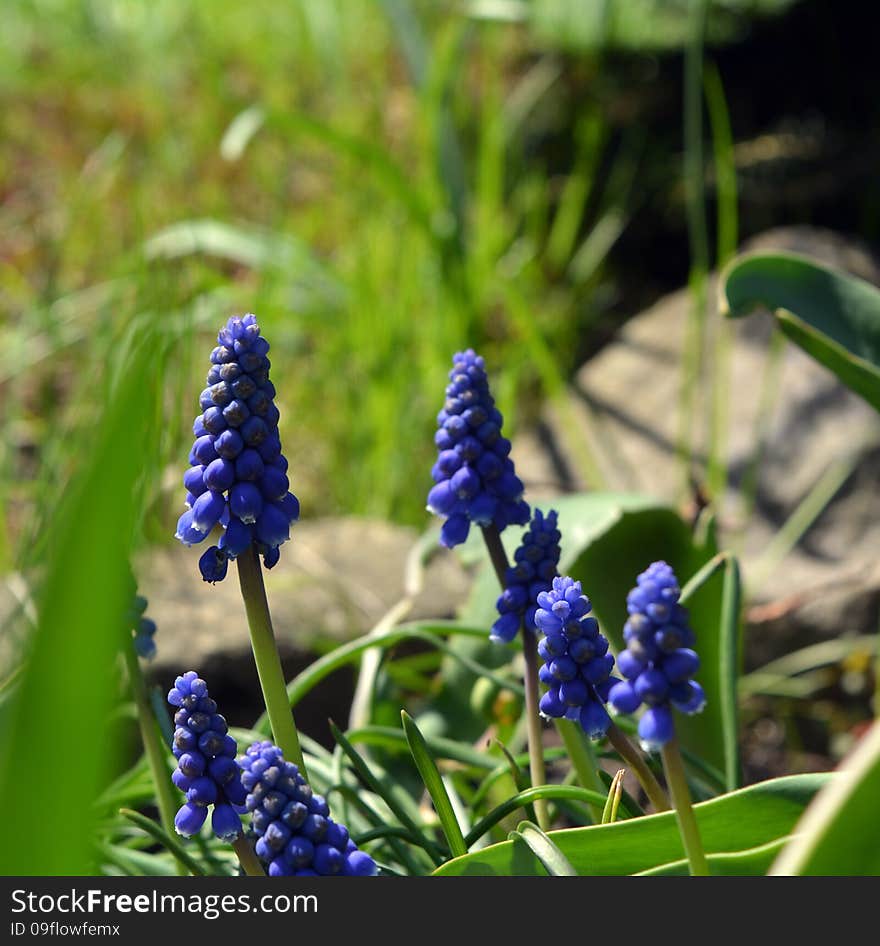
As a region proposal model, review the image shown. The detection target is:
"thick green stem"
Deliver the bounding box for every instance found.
[661,735,709,876]
[606,723,670,812]
[123,645,187,873]
[236,545,308,779]
[481,526,550,830]
[232,834,266,876]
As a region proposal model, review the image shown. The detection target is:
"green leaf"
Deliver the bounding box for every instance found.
[637,837,787,876]
[328,720,444,864]
[465,785,608,848]
[770,719,880,875]
[118,809,205,876]
[509,822,577,876]
[721,252,880,412]
[433,774,829,876]
[401,711,468,858]
[0,338,154,875]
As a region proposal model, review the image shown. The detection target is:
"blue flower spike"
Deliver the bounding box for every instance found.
[534,576,616,739]
[491,509,561,644]
[239,741,377,877]
[177,314,299,580]
[608,561,706,752]
[427,349,530,548]
[167,671,246,842]
[128,594,157,660]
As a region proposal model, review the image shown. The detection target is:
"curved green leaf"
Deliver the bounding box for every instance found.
[509,822,577,876]
[433,774,829,876]
[721,252,880,411]
[770,720,880,875]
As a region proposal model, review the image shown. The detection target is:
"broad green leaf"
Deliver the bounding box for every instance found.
[509,822,576,876]
[770,720,880,875]
[433,774,829,876]
[637,837,787,876]
[401,711,467,857]
[721,252,880,412]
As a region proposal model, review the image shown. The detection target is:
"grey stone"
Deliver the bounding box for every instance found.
[138,516,469,676]
[514,226,880,664]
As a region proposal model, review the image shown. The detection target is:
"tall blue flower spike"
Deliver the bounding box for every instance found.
[607,561,706,751]
[427,349,530,548]
[176,313,300,581]
[168,671,247,841]
[534,576,616,738]
[239,741,377,877]
[491,509,561,643]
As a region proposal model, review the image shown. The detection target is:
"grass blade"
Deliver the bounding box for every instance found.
[328,720,444,864]
[401,710,468,858]
[118,809,205,876]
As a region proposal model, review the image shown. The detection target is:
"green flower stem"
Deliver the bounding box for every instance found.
[661,734,709,876]
[232,834,266,876]
[481,525,549,830]
[606,723,670,813]
[236,545,308,780]
[123,644,186,873]
[556,718,605,823]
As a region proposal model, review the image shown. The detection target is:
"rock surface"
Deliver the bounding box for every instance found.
[513,226,880,666]
[136,517,469,732]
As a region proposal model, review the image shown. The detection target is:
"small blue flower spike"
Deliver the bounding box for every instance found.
[177,314,299,580]
[534,576,616,739]
[239,741,377,877]
[167,672,246,842]
[607,561,706,752]
[129,594,157,660]
[427,349,530,548]
[491,509,561,644]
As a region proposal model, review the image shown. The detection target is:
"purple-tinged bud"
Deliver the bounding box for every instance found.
[256,504,290,548]
[235,449,264,482]
[190,490,226,534]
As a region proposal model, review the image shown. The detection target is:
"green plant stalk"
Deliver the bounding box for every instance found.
[606,724,670,812]
[232,834,266,876]
[601,769,626,824]
[122,644,186,874]
[236,545,307,779]
[661,735,709,876]
[556,718,604,823]
[481,525,549,830]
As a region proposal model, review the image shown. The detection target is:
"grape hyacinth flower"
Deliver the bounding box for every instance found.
[128,594,157,660]
[491,509,561,644]
[607,561,706,752]
[176,313,300,582]
[427,349,530,548]
[239,741,377,877]
[534,576,616,738]
[168,671,247,842]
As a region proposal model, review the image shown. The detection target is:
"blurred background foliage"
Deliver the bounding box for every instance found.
[2,0,879,564]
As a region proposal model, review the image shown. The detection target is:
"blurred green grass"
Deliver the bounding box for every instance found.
[0,0,646,561]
